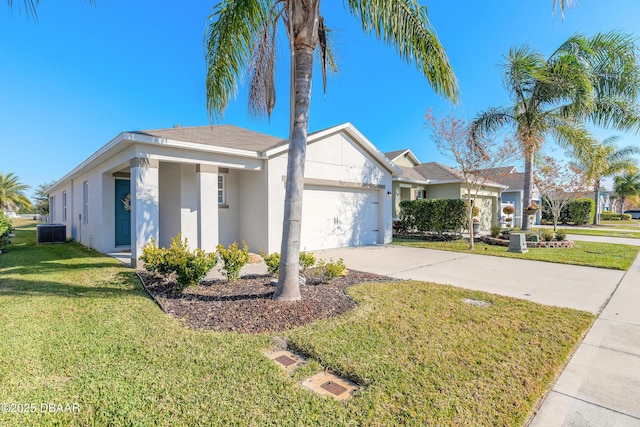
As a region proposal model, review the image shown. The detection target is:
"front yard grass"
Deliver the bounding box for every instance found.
[393,237,639,271]
[0,221,593,426]
[550,227,640,239]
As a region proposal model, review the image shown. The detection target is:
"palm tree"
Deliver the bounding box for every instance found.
[470,32,640,230]
[570,137,639,224]
[0,172,31,213]
[205,1,458,301]
[614,171,640,213]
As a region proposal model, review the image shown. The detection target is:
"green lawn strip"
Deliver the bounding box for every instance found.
[288,282,593,426]
[548,227,640,239]
[393,238,639,271]
[1,221,593,426]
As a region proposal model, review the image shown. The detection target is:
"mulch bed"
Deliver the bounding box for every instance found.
[137,270,395,334]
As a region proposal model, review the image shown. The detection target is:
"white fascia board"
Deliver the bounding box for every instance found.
[121,133,265,159]
[265,122,402,175]
[388,149,421,166]
[47,133,131,193]
[393,176,431,185]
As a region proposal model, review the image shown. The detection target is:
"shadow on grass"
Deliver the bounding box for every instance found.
[0,271,145,299]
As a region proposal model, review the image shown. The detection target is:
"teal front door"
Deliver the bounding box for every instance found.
[115,179,131,246]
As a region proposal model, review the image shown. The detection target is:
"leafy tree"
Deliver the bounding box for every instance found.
[32,180,55,216]
[535,156,586,231]
[570,137,639,224]
[469,32,640,230]
[0,172,31,213]
[614,172,640,213]
[205,1,458,300]
[425,112,518,249]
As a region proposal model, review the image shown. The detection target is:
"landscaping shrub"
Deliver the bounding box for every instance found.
[568,198,594,225]
[299,251,316,270]
[556,229,567,241]
[259,250,280,276]
[259,250,316,277]
[490,225,501,238]
[542,229,555,242]
[0,212,13,250]
[601,211,632,221]
[217,241,250,281]
[502,205,515,216]
[398,199,466,234]
[140,234,217,290]
[317,258,347,280]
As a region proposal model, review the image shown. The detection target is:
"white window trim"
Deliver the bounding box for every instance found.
[62,191,67,222]
[49,195,55,222]
[218,174,226,206]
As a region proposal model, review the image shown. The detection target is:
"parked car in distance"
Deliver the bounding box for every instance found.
[624,209,640,219]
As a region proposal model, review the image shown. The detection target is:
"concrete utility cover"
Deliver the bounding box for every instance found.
[301,372,358,400]
[264,350,305,371]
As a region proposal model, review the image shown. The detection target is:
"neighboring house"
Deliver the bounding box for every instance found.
[384,149,429,218]
[385,151,505,231]
[47,123,398,268]
[482,166,541,228]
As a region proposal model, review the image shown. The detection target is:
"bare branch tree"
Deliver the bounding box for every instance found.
[426,111,519,249]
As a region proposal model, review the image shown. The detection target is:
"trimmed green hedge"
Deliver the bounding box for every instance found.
[542,197,595,225]
[600,211,632,221]
[399,199,467,234]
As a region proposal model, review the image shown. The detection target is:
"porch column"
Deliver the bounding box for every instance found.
[130,157,159,269]
[196,164,218,252]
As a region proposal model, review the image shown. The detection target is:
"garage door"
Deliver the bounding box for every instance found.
[300,185,379,251]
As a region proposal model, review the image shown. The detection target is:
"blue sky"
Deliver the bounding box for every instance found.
[2,1,640,199]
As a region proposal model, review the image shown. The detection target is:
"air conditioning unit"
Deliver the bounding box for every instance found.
[37,224,67,244]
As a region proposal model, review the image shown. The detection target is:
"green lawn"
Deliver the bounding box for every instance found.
[393,237,639,271]
[548,227,640,239]
[0,221,593,426]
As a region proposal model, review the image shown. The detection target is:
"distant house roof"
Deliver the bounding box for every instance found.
[395,165,430,183]
[493,172,526,192]
[384,148,420,167]
[413,162,506,188]
[132,124,285,152]
[479,166,519,177]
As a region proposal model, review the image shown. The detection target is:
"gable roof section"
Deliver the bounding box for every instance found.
[131,125,284,152]
[396,165,430,184]
[384,148,421,167]
[265,122,401,175]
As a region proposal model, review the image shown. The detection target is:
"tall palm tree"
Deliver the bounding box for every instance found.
[614,171,640,213]
[470,32,640,230]
[205,1,458,300]
[570,137,639,224]
[0,172,31,213]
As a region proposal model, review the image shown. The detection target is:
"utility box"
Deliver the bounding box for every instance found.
[507,233,528,253]
[37,224,66,244]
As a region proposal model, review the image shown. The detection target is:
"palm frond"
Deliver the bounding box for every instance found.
[205,0,270,120]
[247,7,280,119]
[346,0,458,103]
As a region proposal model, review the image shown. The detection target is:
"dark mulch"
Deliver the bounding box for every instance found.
[138,270,395,334]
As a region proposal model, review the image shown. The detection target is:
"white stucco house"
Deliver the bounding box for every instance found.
[47,123,398,268]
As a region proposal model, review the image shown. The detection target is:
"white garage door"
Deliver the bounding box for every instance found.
[300,185,379,251]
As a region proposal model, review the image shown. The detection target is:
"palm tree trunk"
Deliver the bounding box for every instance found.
[522,152,534,230]
[593,181,600,225]
[274,45,315,301]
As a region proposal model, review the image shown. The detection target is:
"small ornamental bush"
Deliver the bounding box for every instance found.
[0,212,13,250]
[259,250,317,277]
[317,258,347,280]
[260,250,281,276]
[490,225,501,238]
[568,198,595,225]
[140,234,217,291]
[555,229,567,241]
[601,211,632,221]
[217,241,250,281]
[299,251,316,271]
[542,229,555,242]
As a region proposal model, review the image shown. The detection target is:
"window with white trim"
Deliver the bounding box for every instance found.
[218,174,225,205]
[62,191,67,222]
[83,181,89,225]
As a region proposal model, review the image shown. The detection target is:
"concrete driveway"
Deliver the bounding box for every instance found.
[314,245,624,314]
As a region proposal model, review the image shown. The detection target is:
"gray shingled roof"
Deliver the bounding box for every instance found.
[384,149,409,161]
[413,162,465,182]
[491,172,525,192]
[396,165,429,182]
[131,125,285,152]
